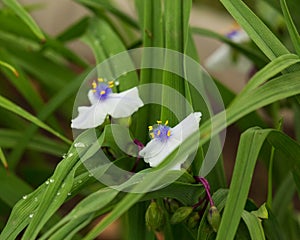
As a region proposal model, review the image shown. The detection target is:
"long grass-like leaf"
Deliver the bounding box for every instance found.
[8,68,91,168]
[219,0,290,60]
[0,60,18,77]
[191,27,267,67]
[2,0,45,41]
[0,168,33,207]
[0,147,8,169]
[217,128,300,240]
[0,95,71,144]
[280,0,300,55]
[241,211,266,240]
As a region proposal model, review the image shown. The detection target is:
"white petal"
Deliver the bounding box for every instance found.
[88,90,98,105]
[140,112,201,169]
[204,45,233,71]
[139,138,181,169]
[105,87,144,118]
[140,139,189,170]
[171,112,201,142]
[230,29,249,43]
[139,139,168,164]
[71,104,107,129]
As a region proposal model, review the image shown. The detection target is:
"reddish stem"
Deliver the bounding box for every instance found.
[131,139,144,172]
[194,176,214,207]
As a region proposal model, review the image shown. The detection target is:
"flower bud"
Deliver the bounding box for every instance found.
[170,206,193,224]
[187,212,200,229]
[145,201,165,231]
[207,206,220,232]
[166,199,180,213]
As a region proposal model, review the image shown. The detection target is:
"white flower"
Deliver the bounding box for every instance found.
[139,112,202,170]
[204,28,252,73]
[71,79,144,129]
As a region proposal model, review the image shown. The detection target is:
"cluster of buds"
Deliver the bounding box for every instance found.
[145,177,221,234]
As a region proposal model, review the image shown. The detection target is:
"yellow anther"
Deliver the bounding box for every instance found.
[98,77,104,82]
[108,81,114,85]
[92,81,97,89]
[100,90,106,95]
[167,130,171,137]
[157,120,162,124]
[150,133,154,139]
[148,126,153,131]
[157,130,161,136]
[165,120,169,125]
[92,89,96,93]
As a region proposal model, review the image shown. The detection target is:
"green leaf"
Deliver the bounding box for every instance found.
[134,0,164,141]
[191,27,267,66]
[241,211,266,240]
[216,128,300,240]
[0,60,18,77]
[233,54,300,100]
[0,147,8,169]
[76,0,139,30]
[21,157,79,239]
[0,50,46,113]
[0,129,68,156]
[219,0,290,60]
[2,0,45,41]
[0,167,33,207]
[280,0,300,55]
[216,128,266,240]
[200,70,300,146]
[8,68,91,168]
[272,173,296,224]
[82,17,138,90]
[56,17,90,42]
[161,0,192,125]
[0,95,71,144]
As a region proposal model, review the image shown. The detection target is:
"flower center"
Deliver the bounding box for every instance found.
[148,120,171,142]
[92,78,114,101]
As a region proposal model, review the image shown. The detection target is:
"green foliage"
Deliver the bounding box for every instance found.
[1,0,300,239]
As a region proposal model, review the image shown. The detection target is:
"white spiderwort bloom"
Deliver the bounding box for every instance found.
[204,27,252,73]
[71,78,143,129]
[139,112,202,170]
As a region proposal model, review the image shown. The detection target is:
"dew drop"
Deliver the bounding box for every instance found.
[29,214,34,218]
[74,142,86,148]
[57,192,60,196]
[50,179,54,183]
[68,153,74,157]
[45,180,50,185]
[78,180,82,184]
[23,195,27,200]
[34,197,38,202]
[61,183,65,188]
[88,173,93,177]
[115,80,120,86]
[68,192,72,196]
[62,153,67,159]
